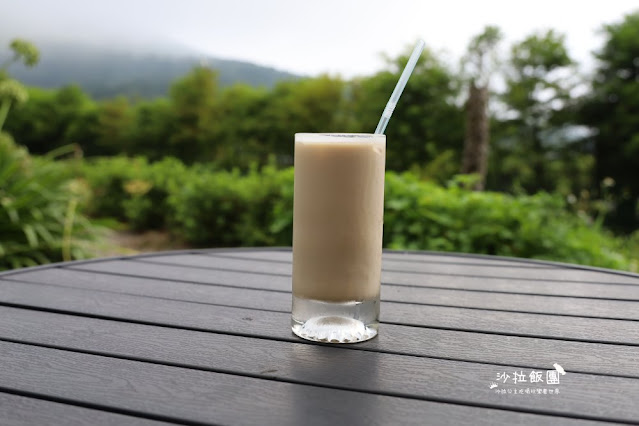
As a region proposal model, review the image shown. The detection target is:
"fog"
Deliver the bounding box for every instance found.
[3,0,638,76]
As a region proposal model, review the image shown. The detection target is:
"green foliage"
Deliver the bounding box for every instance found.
[463,25,503,85]
[2,27,638,236]
[0,79,28,105]
[0,136,95,270]
[1,39,40,132]
[496,29,579,194]
[94,97,133,155]
[350,48,464,173]
[168,66,219,163]
[81,156,189,230]
[580,11,639,231]
[509,30,572,73]
[127,98,173,161]
[6,39,40,69]
[383,172,629,269]
[4,86,98,154]
[81,157,635,270]
[212,84,269,168]
[4,53,465,177]
[0,39,98,270]
[167,165,293,246]
[261,75,345,166]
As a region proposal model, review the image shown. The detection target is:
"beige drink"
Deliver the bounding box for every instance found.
[291,133,386,343]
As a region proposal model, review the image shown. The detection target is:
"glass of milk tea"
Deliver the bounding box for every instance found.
[291,133,385,343]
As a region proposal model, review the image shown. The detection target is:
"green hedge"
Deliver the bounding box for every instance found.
[168,166,294,246]
[0,135,96,270]
[81,156,189,230]
[80,156,636,271]
[383,173,630,268]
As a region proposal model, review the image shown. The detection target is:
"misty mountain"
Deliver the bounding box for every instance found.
[4,42,300,99]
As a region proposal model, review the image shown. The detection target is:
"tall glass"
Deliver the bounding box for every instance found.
[291,133,386,343]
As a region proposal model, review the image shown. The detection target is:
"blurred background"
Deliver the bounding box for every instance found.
[1,0,638,271]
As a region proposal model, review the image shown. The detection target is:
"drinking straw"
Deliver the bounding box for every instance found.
[374,39,425,134]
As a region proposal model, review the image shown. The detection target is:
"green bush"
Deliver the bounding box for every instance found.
[167,165,293,246]
[0,135,95,270]
[80,156,636,271]
[81,156,139,220]
[82,156,189,230]
[383,172,630,270]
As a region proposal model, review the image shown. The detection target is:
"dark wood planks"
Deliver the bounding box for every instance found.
[139,254,554,276]
[10,268,639,320]
[70,259,639,301]
[139,253,639,285]
[1,280,638,379]
[199,249,639,280]
[64,260,639,319]
[201,249,555,268]
[0,393,172,426]
[3,279,639,346]
[0,341,608,426]
[3,305,639,420]
[383,272,639,300]
[2,249,638,425]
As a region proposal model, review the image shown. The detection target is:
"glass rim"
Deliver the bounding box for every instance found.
[295,133,386,143]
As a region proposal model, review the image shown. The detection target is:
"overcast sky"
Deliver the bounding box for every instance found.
[3,0,638,77]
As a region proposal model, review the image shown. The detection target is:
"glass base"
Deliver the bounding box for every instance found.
[291,296,379,344]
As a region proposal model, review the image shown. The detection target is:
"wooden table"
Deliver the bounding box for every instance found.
[1,248,638,425]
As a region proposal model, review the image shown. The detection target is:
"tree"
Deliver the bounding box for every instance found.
[460,26,503,190]
[0,39,39,133]
[350,46,464,178]
[127,98,174,160]
[94,96,133,155]
[214,83,269,168]
[500,30,576,192]
[580,12,639,231]
[261,75,345,166]
[169,66,220,163]
[5,85,96,154]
